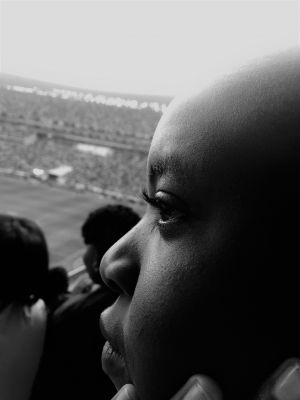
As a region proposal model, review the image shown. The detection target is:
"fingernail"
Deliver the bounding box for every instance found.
[183,379,210,400]
[123,385,138,400]
[272,362,300,400]
[112,385,136,400]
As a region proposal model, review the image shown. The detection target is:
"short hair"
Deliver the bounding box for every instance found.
[81,204,140,253]
[47,266,69,296]
[0,214,49,307]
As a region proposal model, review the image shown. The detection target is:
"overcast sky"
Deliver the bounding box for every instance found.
[1,1,299,96]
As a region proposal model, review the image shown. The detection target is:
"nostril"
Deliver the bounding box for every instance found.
[101,254,139,295]
[104,275,137,298]
[104,278,121,294]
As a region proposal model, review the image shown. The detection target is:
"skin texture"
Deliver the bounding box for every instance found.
[83,244,100,283]
[100,50,300,400]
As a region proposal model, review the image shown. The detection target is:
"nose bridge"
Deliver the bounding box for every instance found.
[100,220,141,297]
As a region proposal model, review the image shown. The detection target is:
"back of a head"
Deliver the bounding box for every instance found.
[197,49,300,397]
[82,204,140,256]
[186,50,300,396]
[0,214,49,307]
[47,266,69,296]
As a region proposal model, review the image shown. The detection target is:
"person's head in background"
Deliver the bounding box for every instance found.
[100,49,300,400]
[81,204,140,285]
[44,266,69,310]
[47,266,69,295]
[0,214,49,310]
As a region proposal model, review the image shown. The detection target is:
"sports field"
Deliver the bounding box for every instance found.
[0,175,138,271]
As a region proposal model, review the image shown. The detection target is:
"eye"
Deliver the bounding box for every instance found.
[141,188,188,230]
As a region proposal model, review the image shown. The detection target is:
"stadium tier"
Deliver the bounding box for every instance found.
[0,77,163,271]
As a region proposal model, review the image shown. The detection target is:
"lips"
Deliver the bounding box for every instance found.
[99,310,123,358]
[100,303,131,389]
[102,340,124,364]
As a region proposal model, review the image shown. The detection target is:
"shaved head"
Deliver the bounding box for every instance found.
[153,49,300,172]
[151,49,300,224]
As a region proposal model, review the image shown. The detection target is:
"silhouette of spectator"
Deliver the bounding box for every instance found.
[0,214,49,400]
[31,204,140,400]
[72,204,140,294]
[44,266,70,312]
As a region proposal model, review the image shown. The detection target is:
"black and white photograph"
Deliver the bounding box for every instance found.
[0,1,300,399]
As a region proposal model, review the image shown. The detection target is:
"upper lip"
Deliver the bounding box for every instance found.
[99,303,125,358]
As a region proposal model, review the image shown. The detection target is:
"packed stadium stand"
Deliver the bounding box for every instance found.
[0,74,171,274]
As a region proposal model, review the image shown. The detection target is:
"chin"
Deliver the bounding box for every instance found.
[132,363,189,400]
[109,367,133,392]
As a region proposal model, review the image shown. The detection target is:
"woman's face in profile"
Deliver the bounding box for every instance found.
[100,94,271,400]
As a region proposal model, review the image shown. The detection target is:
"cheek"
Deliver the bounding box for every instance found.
[121,233,247,400]
[123,251,211,399]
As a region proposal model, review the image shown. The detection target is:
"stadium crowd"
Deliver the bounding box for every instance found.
[0,86,163,140]
[0,137,147,197]
[0,85,158,199]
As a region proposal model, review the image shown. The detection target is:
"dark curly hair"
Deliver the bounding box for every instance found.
[0,214,49,308]
[81,204,140,256]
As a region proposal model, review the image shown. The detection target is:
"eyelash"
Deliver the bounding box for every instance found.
[141,189,184,231]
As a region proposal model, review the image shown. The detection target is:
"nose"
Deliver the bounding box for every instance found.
[100,223,140,297]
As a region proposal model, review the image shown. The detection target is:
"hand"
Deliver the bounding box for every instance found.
[110,377,221,400]
[111,384,138,400]
[111,359,300,400]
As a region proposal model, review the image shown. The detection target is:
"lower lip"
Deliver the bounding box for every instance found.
[102,341,128,388]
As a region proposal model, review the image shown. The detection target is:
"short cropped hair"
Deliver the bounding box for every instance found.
[81,204,140,253]
[47,266,69,296]
[0,214,49,307]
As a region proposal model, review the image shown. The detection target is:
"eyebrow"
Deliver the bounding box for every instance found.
[149,153,189,180]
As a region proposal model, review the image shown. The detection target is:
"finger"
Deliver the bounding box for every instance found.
[258,358,300,400]
[111,384,139,400]
[170,375,222,400]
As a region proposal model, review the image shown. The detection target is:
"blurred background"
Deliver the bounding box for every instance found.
[0,0,299,275]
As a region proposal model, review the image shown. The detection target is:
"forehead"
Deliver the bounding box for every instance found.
[148,61,300,190]
[148,142,193,181]
[147,95,228,187]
